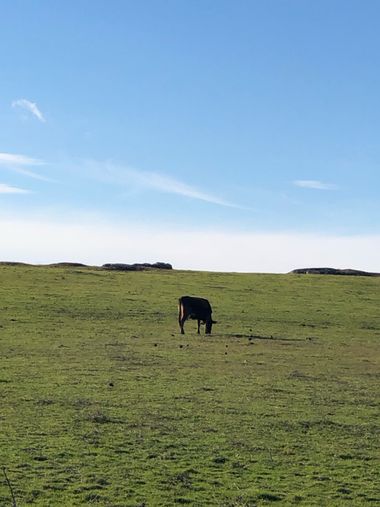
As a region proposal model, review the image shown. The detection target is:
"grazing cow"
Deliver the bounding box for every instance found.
[178,296,216,335]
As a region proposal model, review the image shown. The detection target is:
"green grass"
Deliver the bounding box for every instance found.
[0,265,379,506]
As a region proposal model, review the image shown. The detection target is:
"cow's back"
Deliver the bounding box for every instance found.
[179,296,212,319]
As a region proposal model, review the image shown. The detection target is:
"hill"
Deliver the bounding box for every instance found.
[0,264,379,505]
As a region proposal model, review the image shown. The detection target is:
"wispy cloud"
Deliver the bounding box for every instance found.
[0,153,42,166]
[0,152,52,182]
[293,180,336,190]
[12,98,46,122]
[0,183,30,194]
[6,166,52,182]
[100,162,246,209]
[125,167,239,207]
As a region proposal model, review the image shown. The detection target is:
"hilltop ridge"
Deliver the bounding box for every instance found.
[0,261,173,271]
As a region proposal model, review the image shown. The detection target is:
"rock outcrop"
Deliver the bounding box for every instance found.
[290,267,380,277]
[102,262,172,271]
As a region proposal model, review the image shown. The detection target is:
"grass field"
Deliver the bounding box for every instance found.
[0,264,379,506]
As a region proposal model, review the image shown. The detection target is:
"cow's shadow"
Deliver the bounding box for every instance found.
[218,333,308,342]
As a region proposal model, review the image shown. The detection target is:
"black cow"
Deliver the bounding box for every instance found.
[178,296,216,335]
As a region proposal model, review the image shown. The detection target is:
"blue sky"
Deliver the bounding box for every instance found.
[1,1,379,271]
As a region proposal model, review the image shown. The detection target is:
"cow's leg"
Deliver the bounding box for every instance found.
[205,318,212,334]
[197,320,201,334]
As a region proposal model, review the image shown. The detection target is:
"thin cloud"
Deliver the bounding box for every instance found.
[7,166,53,182]
[0,183,30,194]
[12,98,46,122]
[101,162,246,209]
[0,152,52,182]
[294,180,336,190]
[127,167,239,207]
[0,153,42,166]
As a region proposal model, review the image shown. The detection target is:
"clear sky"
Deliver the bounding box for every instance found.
[1,0,379,272]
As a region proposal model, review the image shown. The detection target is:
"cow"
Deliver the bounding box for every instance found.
[178,296,217,335]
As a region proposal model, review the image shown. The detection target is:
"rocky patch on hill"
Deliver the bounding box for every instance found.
[290,267,380,277]
[102,262,173,271]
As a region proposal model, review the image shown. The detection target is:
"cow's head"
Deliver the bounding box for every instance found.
[205,318,217,334]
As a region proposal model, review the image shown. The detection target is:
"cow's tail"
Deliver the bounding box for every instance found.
[178,298,183,322]
[178,297,186,334]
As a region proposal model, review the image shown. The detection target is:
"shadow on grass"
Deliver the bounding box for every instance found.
[220,333,308,342]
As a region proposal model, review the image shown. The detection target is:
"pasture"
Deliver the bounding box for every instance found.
[0,264,379,506]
